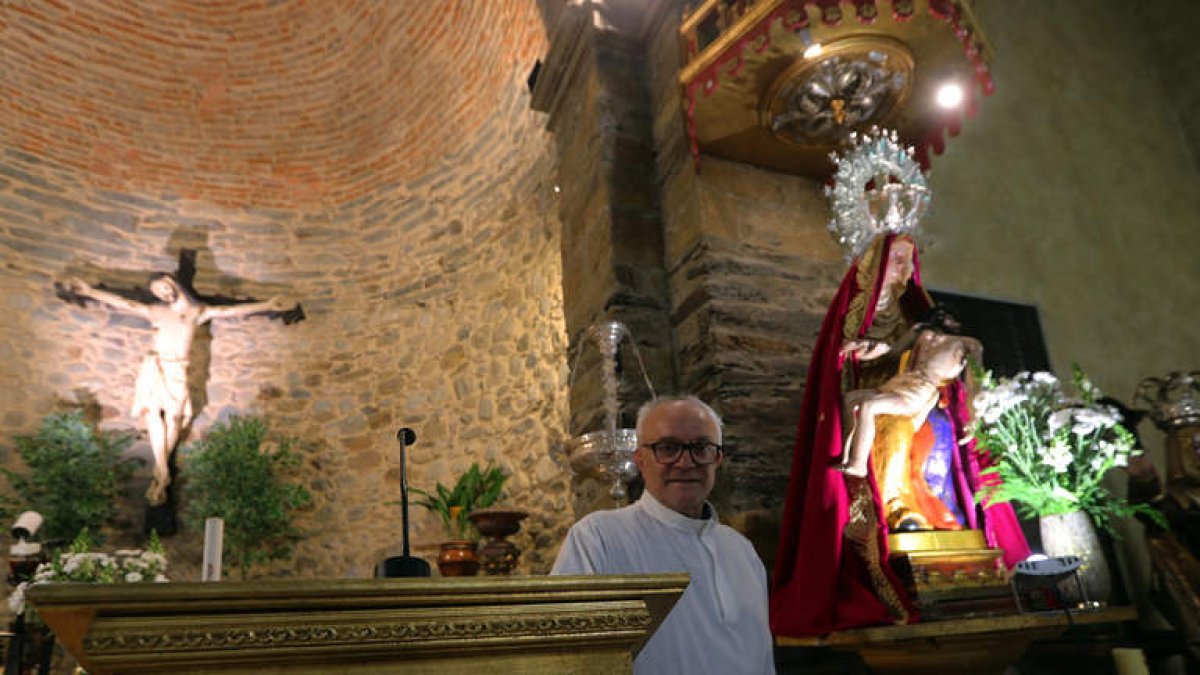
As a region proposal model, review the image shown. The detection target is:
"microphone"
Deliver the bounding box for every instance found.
[378,426,431,578]
[397,427,416,446]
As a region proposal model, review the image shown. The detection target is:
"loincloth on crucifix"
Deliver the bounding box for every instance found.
[132,352,193,422]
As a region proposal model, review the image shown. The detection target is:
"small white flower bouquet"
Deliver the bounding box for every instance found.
[7,529,168,616]
[972,365,1162,533]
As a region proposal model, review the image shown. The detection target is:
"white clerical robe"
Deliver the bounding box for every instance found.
[551,492,775,675]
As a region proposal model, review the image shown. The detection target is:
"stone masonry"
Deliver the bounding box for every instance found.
[0,2,1199,628]
[0,2,574,588]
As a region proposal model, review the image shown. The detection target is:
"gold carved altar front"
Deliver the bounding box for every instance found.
[28,574,688,674]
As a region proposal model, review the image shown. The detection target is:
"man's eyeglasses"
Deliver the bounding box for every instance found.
[641,439,723,465]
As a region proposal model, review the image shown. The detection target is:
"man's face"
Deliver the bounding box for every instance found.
[150,278,178,303]
[635,400,723,518]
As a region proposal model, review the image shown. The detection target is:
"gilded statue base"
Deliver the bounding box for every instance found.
[888,530,1017,619]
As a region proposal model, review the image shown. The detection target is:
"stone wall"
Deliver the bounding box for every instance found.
[0,2,573,585]
[644,1,842,516]
[1,0,1197,611]
[533,0,678,516]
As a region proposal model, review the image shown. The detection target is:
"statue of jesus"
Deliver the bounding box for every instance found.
[62,274,295,506]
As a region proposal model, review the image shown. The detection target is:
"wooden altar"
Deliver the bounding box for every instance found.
[27,574,689,674]
[776,605,1138,675]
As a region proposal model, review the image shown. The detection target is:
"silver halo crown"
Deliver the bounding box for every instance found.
[825,127,930,261]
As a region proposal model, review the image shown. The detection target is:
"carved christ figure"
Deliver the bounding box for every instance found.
[837,328,983,477]
[64,274,292,506]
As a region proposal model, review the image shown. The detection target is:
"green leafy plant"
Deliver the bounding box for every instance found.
[410,463,507,540]
[182,416,311,579]
[0,411,138,544]
[972,365,1164,534]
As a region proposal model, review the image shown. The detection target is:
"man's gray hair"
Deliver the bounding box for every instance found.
[635,395,723,444]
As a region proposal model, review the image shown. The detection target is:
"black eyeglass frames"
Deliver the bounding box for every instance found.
[641,439,723,465]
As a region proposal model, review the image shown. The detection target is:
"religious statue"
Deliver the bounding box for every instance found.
[770,129,1028,637]
[59,269,298,507]
[838,322,982,479]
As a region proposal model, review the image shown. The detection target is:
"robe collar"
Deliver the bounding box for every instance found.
[638,490,717,535]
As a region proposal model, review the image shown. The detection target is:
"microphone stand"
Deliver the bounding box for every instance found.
[377,427,431,577]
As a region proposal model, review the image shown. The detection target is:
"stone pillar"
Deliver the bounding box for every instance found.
[536,0,847,532]
[643,1,846,522]
[532,0,678,515]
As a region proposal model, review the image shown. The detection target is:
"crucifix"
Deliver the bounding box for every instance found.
[56,249,304,509]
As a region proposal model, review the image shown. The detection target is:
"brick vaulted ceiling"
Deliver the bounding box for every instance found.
[0,1,548,208]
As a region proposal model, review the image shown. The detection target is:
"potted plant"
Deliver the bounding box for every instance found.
[971,365,1163,603]
[182,416,311,580]
[0,411,138,546]
[410,463,507,576]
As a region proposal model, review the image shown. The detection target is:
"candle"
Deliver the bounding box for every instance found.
[202,517,224,582]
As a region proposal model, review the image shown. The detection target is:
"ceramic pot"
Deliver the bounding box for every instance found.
[469,507,529,575]
[1039,510,1112,606]
[436,540,480,577]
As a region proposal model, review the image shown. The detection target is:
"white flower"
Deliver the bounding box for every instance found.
[124,572,143,583]
[33,563,55,582]
[974,387,1029,425]
[1078,374,1099,399]
[1047,409,1073,434]
[154,574,169,583]
[1032,372,1058,385]
[1042,440,1074,473]
[1071,408,1119,436]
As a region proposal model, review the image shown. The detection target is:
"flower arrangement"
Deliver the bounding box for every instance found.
[7,529,168,616]
[972,365,1162,533]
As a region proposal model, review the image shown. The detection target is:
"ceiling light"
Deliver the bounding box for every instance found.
[936,82,964,109]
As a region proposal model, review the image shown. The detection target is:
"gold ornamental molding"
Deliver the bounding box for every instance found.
[82,607,655,652]
[678,0,994,177]
[29,575,689,675]
[887,528,987,554]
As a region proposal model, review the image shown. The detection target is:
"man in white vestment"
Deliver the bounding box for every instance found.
[552,396,775,675]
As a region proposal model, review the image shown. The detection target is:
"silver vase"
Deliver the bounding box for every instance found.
[1038,511,1112,606]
